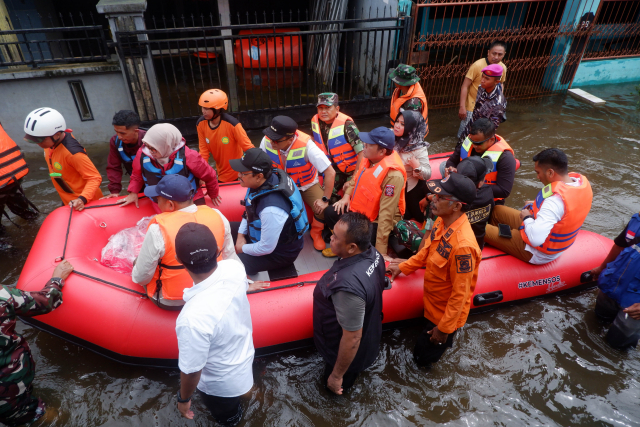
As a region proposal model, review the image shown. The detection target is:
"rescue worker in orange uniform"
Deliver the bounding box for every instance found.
[442,118,516,205]
[311,93,364,200]
[131,174,238,310]
[387,173,481,367]
[23,108,102,211]
[0,123,38,233]
[388,64,428,130]
[260,116,336,251]
[323,127,407,258]
[196,89,254,183]
[484,148,593,264]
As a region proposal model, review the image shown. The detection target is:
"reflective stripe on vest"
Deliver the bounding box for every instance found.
[0,125,28,189]
[311,113,358,174]
[141,147,197,192]
[263,131,318,188]
[390,83,428,125]
[146,206,225,301]
[520,173,593,254]
[350,151,407,221]
[461,135,514,201]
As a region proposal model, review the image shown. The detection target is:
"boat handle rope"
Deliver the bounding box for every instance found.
[73,270,148,298]
[247,280,317,295]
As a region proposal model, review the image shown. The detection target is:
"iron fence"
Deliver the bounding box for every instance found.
[0,12,111,67]
[582,0,640,60]
[116,7,411,121]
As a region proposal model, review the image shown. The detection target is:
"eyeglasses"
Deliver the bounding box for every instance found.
[433,194,466,204]
[466,135,494,146]
[238,171,253,177]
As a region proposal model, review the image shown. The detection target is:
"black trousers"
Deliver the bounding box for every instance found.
[323,205,378,247]
[404,180,428,223]
[322,362,360,393]
[198,391,242,426]
[594,290,640,350]
[0,178,38,225]
[413,318,458,367]
[229,221,303,275]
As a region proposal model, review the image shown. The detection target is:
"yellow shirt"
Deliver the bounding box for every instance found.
[465,59,507,112]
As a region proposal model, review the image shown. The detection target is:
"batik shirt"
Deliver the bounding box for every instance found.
[459,83,507,145]
[0,280,62,424]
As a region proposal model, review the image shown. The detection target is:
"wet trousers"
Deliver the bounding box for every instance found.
[413,318,458,367]
[198,390,242,426]
[594,290,640,350]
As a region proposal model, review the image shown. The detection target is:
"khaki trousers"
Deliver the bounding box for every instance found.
[300,182,325,220]
[485,205,533,263]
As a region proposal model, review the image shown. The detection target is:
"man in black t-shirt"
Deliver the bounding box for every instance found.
[455,156,495,250]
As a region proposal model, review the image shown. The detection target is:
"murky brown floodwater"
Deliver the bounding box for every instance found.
[3,83,640,426]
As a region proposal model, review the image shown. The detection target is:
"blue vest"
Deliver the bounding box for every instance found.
[115,137,136,175]
[598,213,640,308]
[244,169,308,245]
[140,146,197,192]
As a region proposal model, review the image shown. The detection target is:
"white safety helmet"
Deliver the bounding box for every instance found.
[24,107,66,137]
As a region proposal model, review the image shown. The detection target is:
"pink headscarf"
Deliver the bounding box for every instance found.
[141,123,185,165]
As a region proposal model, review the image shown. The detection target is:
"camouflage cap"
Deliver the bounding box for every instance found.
[389,64,420,86]
[317,92,339,107]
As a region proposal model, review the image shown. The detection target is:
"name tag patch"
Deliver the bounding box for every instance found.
[373,165,383,178]
[384,185,395,196]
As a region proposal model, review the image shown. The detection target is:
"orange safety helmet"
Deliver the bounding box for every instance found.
[198,89,228,110]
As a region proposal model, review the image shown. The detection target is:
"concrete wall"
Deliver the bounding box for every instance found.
[0,63,132,151]
[572,57,640,87]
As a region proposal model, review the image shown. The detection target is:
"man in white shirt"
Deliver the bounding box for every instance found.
[261,115,336,251]
[131,174,239,309]
[484,148,592,264]
[174,222,254,425]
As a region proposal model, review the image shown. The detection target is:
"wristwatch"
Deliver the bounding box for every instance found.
[522,215,534,222]
[177,390,192,403]
[321,196,329,203]
[50,277,64,288]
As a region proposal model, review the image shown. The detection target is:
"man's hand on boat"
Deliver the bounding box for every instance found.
[99,193,121,200]
[211,195,222,206]
[427,326,448,345]
[69,198,85,212]
[623,303,640,320]
[52,260,74,280]
[248,281,270,292]
[117,192,139,208]
[386,262,402,282]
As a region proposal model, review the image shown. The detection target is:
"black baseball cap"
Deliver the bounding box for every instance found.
[426,172,477,204]
[175,222,219,268]
[229,147,272,175]
[144,174,194,202]
[457,156,493,185]
[263,116,298,141]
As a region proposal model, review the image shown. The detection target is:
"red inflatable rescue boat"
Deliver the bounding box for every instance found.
[16,153,609,367]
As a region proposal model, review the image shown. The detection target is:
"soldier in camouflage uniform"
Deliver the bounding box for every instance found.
[311,93,364,203]
[0,260,73,426]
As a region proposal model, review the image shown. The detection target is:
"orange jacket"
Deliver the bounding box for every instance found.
[146,206,225,301]
[0,124,28,189]
[350,151,407,221]
[461,135,514,201]
[390,82,428,125]
[264,131,317,188]
[399,214,481,333]
[311,113,359,174]
[521,173,592,254]
[44,133,102,205]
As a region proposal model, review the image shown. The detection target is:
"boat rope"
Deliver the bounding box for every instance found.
[481,253,509,260]
[73,270,148,298]
[247,280,317,295]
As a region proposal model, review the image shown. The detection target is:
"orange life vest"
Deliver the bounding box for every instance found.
[264,131,317,188]
[520,173,592,255]
[146,206,225,302]
[460,135,514,202]
[350,151,407,221]
[0,124,29,189]
[311,112,358,174]
[390,82,428,126]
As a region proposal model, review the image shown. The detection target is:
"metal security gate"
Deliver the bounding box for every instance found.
[114,8,412,128]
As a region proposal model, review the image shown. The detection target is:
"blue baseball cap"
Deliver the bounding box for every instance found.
[144,174,194,202]
[359,127,395,150]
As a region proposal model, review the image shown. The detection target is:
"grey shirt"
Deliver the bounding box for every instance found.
[333,291,366,332]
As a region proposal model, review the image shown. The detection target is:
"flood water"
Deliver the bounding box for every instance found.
[3,83,640,426]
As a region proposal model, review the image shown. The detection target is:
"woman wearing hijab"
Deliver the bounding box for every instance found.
[119,123,220,208]
[393,109,431,222]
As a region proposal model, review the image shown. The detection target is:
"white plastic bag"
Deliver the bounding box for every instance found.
[101,216,155,274]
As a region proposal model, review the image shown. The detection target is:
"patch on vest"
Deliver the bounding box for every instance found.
[627,229,636,242]
[373,165,384,178]
[436,239,452,259]
[222,137,229,144]
[384,185,395,196]
[54,162,62,171]
[444,228,454,240]
[456,254,472,273]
